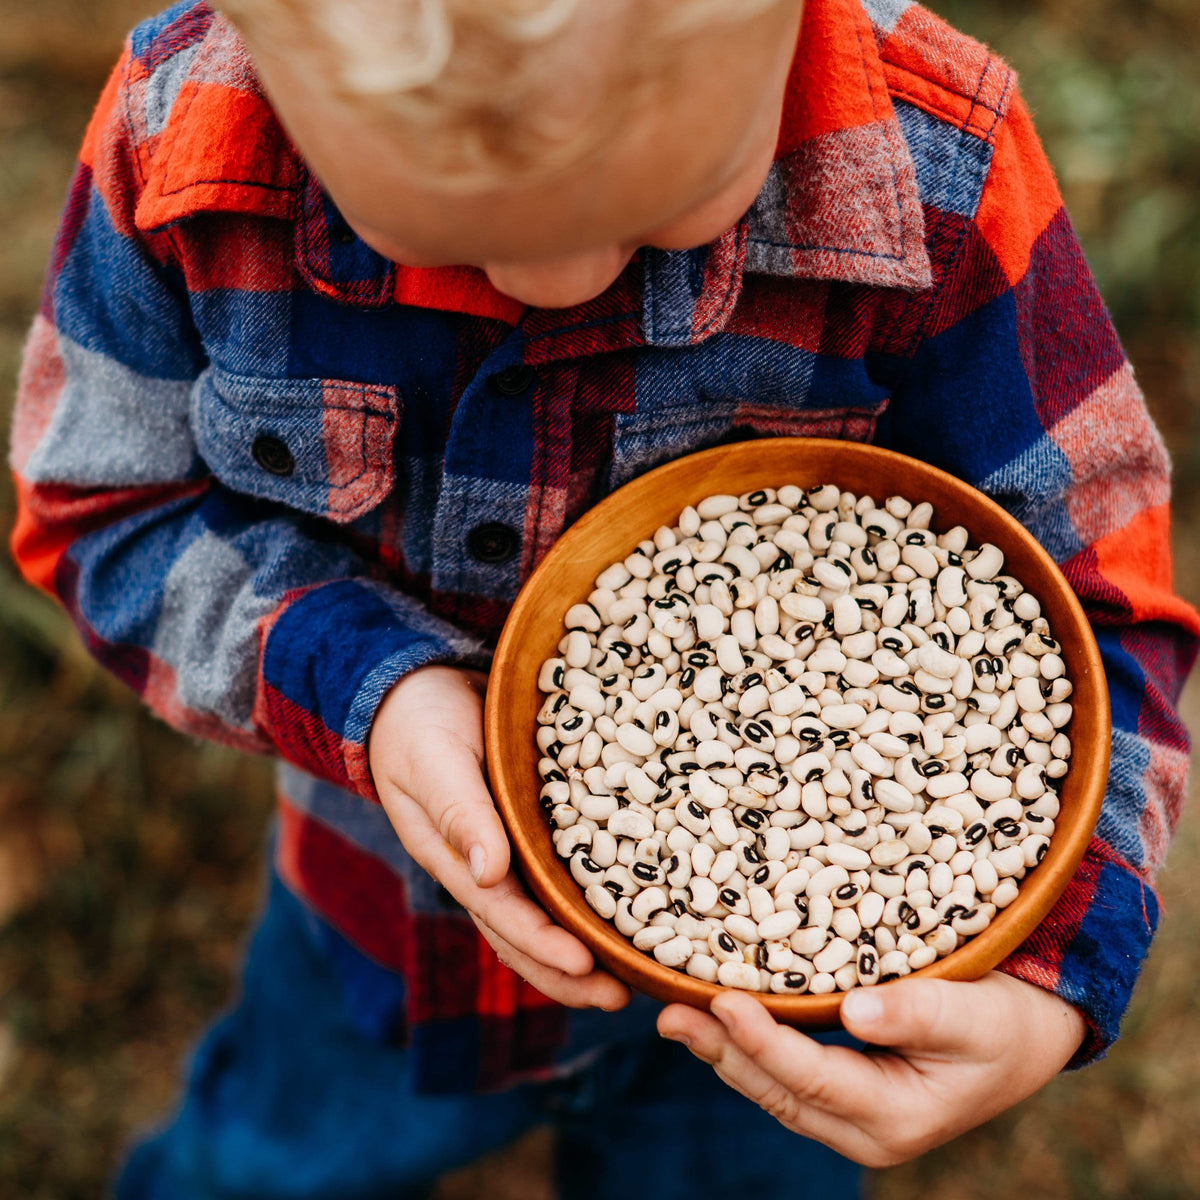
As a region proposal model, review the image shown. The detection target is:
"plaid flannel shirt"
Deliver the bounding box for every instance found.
[11,0,1199,1092]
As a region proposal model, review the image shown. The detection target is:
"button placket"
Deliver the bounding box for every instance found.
[431,334,536,597]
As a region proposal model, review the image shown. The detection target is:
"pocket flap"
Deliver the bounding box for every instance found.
[192,368,400,523]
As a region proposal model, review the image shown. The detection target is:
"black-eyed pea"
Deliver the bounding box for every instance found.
[927,835,959,863]
[908,943,938,970]
[589,830,618,869]
[629,860,666,889]
[1029,792,1060,821]
[750,860,787,890]
[608,808,654,841]
[927,923,958,956]
[911,906,940,936]
[807,894,835,930]
[788,926,827,958]
[672,913,709,942]
[652,934,694,968]
[686,954,720,983]
[707,928,743,965]
[688,841,716,879]
[831,906,862,943]
[870,869,906,900]
[1023,834,1051,868]
[770,970,811,994]
[878,950,912,981]
[832,963,859,991]
[990,846,1025,878]
[613,897,643,937]
[929,861,954,898]
[584,884,619,921]
[630,887,670,923]
[723,915,761,949]
[855,942,882,986]
[950,908,990,936]
[633,925,677,953]
[869,840,908,868]
[902,821,934,856]
[805,864,850,899]
[812,937,857,975]
[758,910,802,941]
[684,876,722,917]
[716,960,763,991]
[746,885,776,925]
[830,881,864,909]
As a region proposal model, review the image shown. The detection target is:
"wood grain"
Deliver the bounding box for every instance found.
[485,439,1110,1026]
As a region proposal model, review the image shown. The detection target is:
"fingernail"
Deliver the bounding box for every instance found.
[842,990,884,1025]
[662,1032,691,1047]
[468,845,486,883]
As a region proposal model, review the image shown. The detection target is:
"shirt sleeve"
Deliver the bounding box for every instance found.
[883,88,1200,1065]
[9,47,485,801]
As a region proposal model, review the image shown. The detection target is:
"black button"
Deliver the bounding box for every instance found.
[335,227,356,245]
[467,522,518,564]
[252,435,295,477]
[489,364,536,397]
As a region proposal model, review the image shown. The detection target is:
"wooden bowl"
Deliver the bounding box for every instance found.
[485,438,1110,1025]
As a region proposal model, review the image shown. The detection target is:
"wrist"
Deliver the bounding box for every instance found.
[993,971,1088,1070]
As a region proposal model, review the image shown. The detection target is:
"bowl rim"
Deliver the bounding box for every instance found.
[485,438,1110,1023]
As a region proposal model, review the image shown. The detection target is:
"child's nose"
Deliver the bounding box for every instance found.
[483,245,633,308]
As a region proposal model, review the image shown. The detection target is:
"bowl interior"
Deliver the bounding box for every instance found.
[485,438,1110,1024]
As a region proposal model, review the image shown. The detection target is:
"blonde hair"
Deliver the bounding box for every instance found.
[223,0,792,191]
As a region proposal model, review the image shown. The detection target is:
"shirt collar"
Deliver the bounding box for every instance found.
[641,0,932,347]
[135,0,931,344]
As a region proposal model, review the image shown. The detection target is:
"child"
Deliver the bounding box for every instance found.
[10,0,1198,1193]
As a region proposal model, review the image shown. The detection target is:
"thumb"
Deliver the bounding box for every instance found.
[840,978,986,1057]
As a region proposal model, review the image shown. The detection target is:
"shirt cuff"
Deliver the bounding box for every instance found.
[255,578,488,801]
[996,840,1160,1068]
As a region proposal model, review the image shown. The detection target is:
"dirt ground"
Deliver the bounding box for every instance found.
[1,0,1198,1197]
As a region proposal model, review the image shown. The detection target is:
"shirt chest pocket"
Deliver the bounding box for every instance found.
[608,340,891,489]
[191,368,401,523]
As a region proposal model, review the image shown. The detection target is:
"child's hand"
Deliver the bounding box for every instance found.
[657,971,1085,1167]
[368,665,629,1011]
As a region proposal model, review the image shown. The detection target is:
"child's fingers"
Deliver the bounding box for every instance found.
[663,982,1081,1169]
[660,995,878,1123]
[389,795,595,975]
[657,1003,879,1161]
[468,870,595,976]
[708,992,888,1121]
[472,918,631,1011]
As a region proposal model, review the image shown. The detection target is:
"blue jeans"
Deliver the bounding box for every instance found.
[117,872,862,1200]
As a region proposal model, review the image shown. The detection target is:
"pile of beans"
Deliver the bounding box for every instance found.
[534,485,1072,994]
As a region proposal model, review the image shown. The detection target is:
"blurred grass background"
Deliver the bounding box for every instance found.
[1,0,1197,1195]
